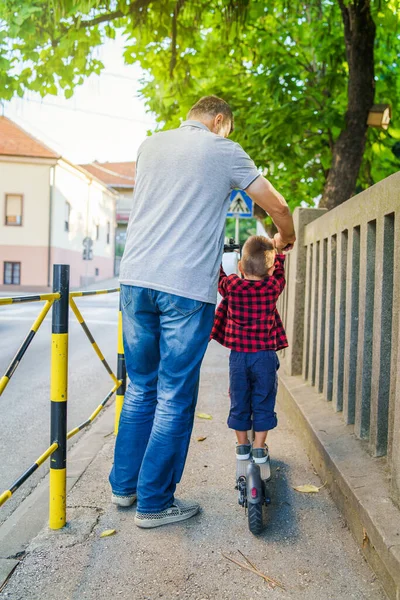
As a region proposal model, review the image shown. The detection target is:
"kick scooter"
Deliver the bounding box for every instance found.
[223,238,272,535]
[235,447,272,535]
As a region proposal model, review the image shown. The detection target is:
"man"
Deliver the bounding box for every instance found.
[110,96,295,528]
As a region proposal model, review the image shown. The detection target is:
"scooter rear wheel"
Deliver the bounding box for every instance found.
[248,501,263,535]
[246,462,264,535]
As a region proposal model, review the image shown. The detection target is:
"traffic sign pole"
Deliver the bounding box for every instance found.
[226,189,253,246]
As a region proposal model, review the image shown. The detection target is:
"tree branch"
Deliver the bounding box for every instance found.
[57,1,151,45]
[327,128,334,151]
[336,0,351,54]
[75,10,124,29]
[170,0,186,77]
[66,0,152,32]
[248,23,315,73]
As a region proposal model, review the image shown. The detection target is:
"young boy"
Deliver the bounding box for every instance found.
[211,235,287,465]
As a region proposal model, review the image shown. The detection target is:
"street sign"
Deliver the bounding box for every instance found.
[227,190,253,218]
[83,237,93,260]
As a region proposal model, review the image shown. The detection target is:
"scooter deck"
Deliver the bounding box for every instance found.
[236,457,252,479]
[236,456,271,481]
[258,458,271,482]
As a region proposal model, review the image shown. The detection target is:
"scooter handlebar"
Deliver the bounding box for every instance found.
[223,238,241,253]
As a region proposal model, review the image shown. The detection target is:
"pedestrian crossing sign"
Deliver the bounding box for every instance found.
[227,190,253,218]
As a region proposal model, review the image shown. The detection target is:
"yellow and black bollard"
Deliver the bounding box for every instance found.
[114,296,126,435]
[49,264,69,529]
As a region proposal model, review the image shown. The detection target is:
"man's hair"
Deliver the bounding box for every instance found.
[241,236,276,278]
[187,96,234,133]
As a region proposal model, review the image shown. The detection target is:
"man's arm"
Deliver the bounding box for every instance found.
[245,176,296,250]
[229,143,295,250]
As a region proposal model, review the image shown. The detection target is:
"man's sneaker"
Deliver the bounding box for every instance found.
[236,443,252,461]
[111,493,137,507]
[134,499,200,529]
[252,445,269,464]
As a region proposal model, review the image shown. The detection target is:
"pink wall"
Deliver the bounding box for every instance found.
[50,247,114,288]
[0,245,114,289]
[0,245,48,287]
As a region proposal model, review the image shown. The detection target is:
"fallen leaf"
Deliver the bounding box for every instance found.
[100,529,116,538]
[362,528,369,549]
[197,413,212,420]
[197,436,207,442]
[293,484,321,493]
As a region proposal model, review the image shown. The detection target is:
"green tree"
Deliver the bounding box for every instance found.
[225,217,257,243]
[0,0,399,210]
[129,0,400,209]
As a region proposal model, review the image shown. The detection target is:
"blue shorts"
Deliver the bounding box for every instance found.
[228,350,279,432]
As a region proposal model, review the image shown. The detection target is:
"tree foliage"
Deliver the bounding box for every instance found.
[0,0,399,210]
[129,0,400,208]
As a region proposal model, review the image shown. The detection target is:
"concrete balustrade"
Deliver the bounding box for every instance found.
[279,171,400,506]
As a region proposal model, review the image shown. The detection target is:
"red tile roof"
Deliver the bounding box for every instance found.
[80,161,136,187]
[0,116,60,159]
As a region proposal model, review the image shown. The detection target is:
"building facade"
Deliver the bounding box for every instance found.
[80,162,135,274]
[0,117,117,290]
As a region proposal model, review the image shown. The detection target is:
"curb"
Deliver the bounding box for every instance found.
[277,373,400,600]
[0,403,114,590]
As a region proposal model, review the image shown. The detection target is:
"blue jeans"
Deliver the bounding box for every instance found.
[109,285,215,513]
[228,350,279,432]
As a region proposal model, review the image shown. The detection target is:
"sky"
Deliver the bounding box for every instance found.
[2,35,157,165]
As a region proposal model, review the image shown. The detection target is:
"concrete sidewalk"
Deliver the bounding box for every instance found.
[1,342,386,600]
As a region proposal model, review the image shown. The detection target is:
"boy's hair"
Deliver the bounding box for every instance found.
[241,236,276,278]
[187,95,234,133]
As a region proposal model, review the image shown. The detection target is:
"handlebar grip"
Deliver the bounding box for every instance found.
[223,244,241,253]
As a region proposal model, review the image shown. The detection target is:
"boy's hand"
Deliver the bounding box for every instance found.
[273,232,295,253]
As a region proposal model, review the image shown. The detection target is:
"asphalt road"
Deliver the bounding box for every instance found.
[0,289,119,526]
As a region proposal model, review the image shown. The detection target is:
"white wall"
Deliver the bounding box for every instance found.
[256,220,268,237]
[88,186,116,259]
[52,161,116,259]
[52,161,90,252]
[0,159,51,246]
[115,188,133,212]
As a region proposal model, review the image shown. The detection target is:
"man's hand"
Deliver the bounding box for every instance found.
[273,232,295,253]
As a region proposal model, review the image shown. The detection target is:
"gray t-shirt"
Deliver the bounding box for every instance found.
[119,120,260,304]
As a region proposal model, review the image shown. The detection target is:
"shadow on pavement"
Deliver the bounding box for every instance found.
[262,459,299,541]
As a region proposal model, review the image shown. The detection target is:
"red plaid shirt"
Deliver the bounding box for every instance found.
[211,255,288,352]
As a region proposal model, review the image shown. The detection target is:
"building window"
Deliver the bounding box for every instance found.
[4,262,21,285]
[95,267,99,276]
[64,202,70,232]
[5,194,23,226]
[95,224,100,241]
[107,221,111,245]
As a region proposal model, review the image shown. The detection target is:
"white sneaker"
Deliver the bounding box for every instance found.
[236,443,252,461]
[252,445,269,464]
[111,493,137,507]
[135,498,200,529]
